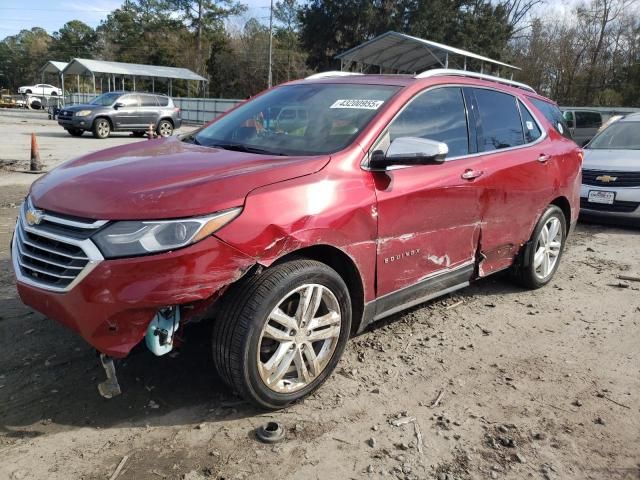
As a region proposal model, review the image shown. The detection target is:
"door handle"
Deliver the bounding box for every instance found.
[538,154,551,163]
[461,169,484,180]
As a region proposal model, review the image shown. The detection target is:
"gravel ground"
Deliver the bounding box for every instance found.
[0,114,638,480]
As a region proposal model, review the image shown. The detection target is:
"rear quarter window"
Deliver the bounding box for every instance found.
[529,98,573,140]
[156,96,169,107]
[518,100,542,143]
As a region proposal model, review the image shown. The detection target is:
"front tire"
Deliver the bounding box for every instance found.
[92,118,111,139]
[212,260,352,409]
[512,205,566,289]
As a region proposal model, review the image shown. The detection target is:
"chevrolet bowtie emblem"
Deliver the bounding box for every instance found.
[25,208,44,226]
[596,175,617,183]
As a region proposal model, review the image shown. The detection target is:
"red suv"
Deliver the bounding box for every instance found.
[12,70,581,409]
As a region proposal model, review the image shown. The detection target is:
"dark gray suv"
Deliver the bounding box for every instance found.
[57,91,182,139]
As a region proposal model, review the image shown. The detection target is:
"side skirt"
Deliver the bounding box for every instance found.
[358,263,474,333]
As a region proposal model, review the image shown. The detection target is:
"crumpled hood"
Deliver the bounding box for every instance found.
[583,148,640,171]
[30,137,329,220]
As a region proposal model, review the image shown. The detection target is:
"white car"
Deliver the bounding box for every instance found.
[581,113,640,224]
[18,84,62,96]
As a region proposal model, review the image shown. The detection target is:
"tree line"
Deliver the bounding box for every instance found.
[0,0,638,106]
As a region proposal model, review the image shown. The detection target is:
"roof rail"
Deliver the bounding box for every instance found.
[415,69,536,93]
[305,71,364,80]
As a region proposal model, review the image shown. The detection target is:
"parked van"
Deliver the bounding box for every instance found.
[561,107,640,146]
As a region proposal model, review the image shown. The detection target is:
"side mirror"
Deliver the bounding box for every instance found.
[369,137,448,170]
[113,102,125,109]
[566,119,574,129]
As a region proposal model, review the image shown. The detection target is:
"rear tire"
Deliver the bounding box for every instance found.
[157,119,173,137]
[92,118,111,139]
[512,205,566,289]
[212,260,352,410]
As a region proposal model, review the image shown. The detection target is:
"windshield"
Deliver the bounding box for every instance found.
[192,84,400,156]
[588,121,640,150]
[90,92,122,106]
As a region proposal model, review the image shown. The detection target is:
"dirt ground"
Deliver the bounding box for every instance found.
[0,109,195,188]
[1,179,639,480]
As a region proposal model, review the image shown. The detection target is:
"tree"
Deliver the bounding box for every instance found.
[274,0,301,80]
[298,0,519,72]
[0,28,51,90]
[169,0,246,73]
[48,21,97,61]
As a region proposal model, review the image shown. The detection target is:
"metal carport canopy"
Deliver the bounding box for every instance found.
[61,58,207,81]
[39,61,68,75]
[336,31,520,74]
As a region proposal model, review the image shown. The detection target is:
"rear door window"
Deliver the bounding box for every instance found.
[575,111,602,129]
[529,98,573,140]
[518,100,542,143]
[119,95,140,107]
[140,94,159,107]
[388,87,470,158]
[473,88,524,151]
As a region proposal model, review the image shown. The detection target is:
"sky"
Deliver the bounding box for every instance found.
[0,0,273,38]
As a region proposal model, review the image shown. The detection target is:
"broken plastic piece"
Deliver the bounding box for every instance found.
[145,306,180,356]
[255,421,285,443]
[98,353,121,399]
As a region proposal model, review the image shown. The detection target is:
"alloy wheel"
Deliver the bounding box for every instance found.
[257,284,342,393]
[533,216,562,280]
[158,121,173,137]
[97,120,109,138]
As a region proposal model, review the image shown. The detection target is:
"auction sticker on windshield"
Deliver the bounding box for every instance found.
[330,99,385,110]
[588,190,615,205]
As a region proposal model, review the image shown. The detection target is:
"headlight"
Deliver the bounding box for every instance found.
[75,110,92,117]
[92,208,242,258]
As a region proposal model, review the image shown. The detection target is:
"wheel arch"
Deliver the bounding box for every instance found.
[93,115,113,130]
[272,244,365,336]
[157,117,174,127]
[550,196,571,234]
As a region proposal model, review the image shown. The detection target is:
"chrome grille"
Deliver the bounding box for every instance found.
[11,200,106,292]
[583,169,640,187]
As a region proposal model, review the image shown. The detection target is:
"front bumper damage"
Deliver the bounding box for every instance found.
[15,234,256,358]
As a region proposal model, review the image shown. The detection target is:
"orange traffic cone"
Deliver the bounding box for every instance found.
[30,133,43,172]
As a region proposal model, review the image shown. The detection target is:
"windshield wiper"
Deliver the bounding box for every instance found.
[209,143,287,156]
